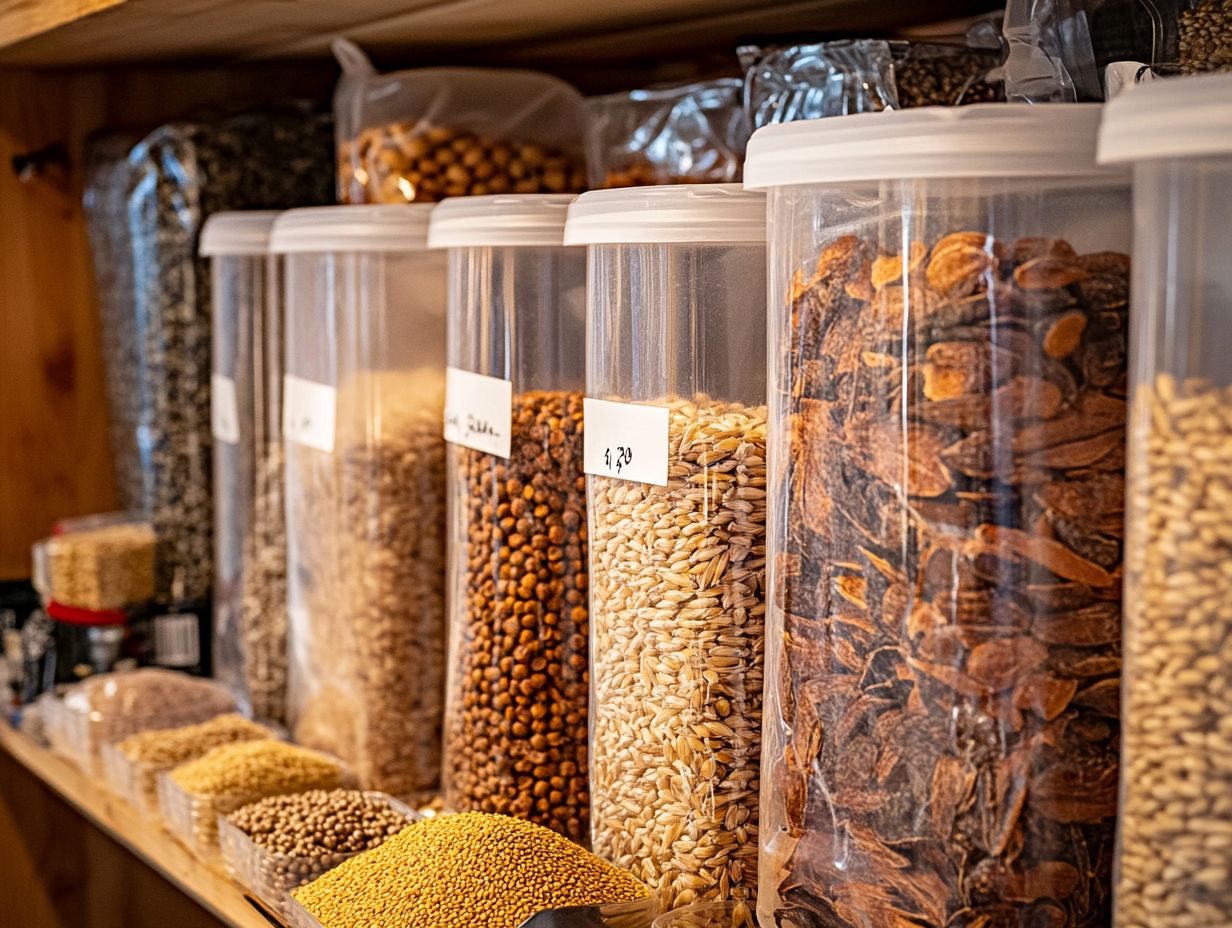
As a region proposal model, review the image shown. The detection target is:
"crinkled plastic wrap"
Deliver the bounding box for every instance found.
[761,179,1131,926]
[83,107,333,609]
[584,79,749,188]
[740,40,897,130]
[334,39,588,204]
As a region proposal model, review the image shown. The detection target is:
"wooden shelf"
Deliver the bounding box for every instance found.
[0,0,993,66]
[0,722,283,928]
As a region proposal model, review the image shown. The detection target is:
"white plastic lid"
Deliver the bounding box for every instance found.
[563,184,765,245]
[1099,72,1232,164]
[427,194,576,248]
[745,104,1124,188]
[270,205,434,254]
[199,211,278,256]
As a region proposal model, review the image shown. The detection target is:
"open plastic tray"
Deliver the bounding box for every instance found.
[218,792,417,919]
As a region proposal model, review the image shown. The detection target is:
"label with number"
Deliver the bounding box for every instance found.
[153,613,200,669]
[210,373,240,445]
[443,366,513,458]
[583,397,669,486]
[283,374,337,453]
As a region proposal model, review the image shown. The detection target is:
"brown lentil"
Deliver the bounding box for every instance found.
[444,390,589,843]
[340,125,586,205]
[292,811,650,928]
[222,789,412,913]
[1116,372,1232,926]
[589,401,766,911]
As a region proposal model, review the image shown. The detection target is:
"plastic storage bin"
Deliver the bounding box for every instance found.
[218,791,417,919]
[745,104,1131,928]
[203,212,288,725]
[1098,73,1232,928]
[41,512,155,611]
[274,206,448,799]
[429,195,590,842]
[565,185,767,909]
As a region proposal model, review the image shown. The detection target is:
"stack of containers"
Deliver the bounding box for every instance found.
[1098,73,1232,928]
[565,185,768,913]
[428,195,591,843]
[273,206,448,800]
[203,211,288,724]
[745,106,1131,927]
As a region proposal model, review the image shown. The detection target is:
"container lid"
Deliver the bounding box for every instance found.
[563,184,765,245]
[427,194,576,248]
[270,205,434,254]
[745,104,1124,188]
[1098,72,1232,164]
[199,211,279,256]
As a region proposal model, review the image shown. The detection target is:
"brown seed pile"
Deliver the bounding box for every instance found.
[1179,0,1232,73]
[1117,372,1232,927]
[891,44,1003,107]
[163,740,348,858]
[223,789,411,912]
[764,232,1128,927]
[239,442,288,723]
[290,368,447,798]
[45,520,156,610]
[339,125,586,205]
[444,390,589,843]
[292,811,651,928]
[105,713,273,811]
[589,401,766,911]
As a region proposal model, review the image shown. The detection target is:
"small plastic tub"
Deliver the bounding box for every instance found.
[218,792,417,919]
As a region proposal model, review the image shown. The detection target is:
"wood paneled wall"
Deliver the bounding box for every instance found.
[0,62,334,580]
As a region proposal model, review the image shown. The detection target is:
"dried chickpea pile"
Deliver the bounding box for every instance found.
[292,811,650,928]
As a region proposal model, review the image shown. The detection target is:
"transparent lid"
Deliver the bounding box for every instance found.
[1099,72,1232,164]
[270,205,433,254]
[745,103,1126,187]
[200,211,279,256]
[427,194,576,248]
[563,183,765,245]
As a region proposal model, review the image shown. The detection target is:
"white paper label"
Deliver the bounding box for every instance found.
[583,397,669,486]
[283,375,336,453]
[210,374,240,445]
[153,613,200,669]
[443,366,513,458]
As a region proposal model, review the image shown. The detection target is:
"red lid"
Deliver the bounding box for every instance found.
[46,600,128,627]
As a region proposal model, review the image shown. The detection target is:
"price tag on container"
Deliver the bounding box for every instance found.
[152,613,200,669]
[583,397,669,486]
[443,366,513,459]
[210,374,240,445]
[283,375,337,453]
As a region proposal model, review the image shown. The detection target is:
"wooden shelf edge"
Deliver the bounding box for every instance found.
[0,0,125,53]
[0,722,281,928]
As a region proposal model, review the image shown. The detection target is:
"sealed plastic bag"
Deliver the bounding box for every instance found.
[584,79,749,188]
[333,39,587,204]
[741,40,897,131]
[83,106,333,613]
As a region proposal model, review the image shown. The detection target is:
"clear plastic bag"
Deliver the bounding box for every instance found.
[747,106,1128,927]
[584,79,748,188]
[334,39,587,204]
[740,39,896,131]
[83,107,333,611]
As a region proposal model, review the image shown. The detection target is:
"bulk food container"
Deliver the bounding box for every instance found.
[273,206,448,799]
[202,212,287,725]
[428,195,590,843]
[564,185,768,909]
[744,105,1131,928]
[1098,73,1232,928]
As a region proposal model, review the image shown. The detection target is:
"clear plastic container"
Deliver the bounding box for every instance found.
[203,212,288,725]
[158,741,351,860]
[652,901,756,928]
[565,185,767,910]
[42,512,155,611]
[273,206,448,800]
[1099,73,1232,928]
[218,791,417,918]
[44,668,237,775]
[745,104,1131,928]
[428,194,589,843]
